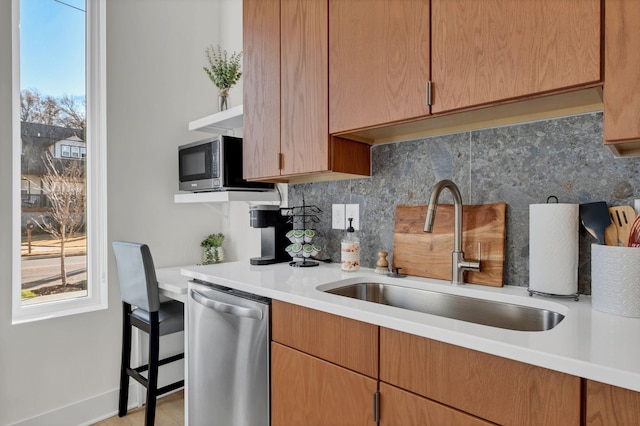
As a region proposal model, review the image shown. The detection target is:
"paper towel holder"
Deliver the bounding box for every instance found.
[528,289,579,301]
[527,195,580,301]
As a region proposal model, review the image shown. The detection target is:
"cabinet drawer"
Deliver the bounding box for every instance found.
[586,379,640,425]
[380,328,580,425]
[272,300,378,377]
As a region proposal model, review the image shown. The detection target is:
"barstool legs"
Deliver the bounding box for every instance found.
[144,313,160,426]
[118,304,183,425]
[118,303,132,417]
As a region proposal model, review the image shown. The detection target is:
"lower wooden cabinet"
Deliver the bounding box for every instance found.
[586,380,640,425]
[271,342,378,426]
[379,382,492,426]
[380,328,581,426]
[272,302,640,425]
[271,300,378,377]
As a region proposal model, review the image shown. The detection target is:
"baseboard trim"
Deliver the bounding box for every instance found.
[9,384,139,426]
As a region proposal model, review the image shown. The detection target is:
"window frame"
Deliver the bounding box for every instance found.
[12,0,108,324]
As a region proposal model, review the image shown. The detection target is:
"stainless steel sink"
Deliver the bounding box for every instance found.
[324,283,564,331]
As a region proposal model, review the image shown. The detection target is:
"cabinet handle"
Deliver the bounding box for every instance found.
[373,390,380,422]
[277,152,283,170]
[190,290,263,320]
[426,80,432,106]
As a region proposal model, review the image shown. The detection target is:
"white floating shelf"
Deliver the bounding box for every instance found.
[174,190,280,204]
[188,104,243,134]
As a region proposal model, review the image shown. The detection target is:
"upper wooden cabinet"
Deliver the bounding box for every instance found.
[329,0,430,134]
[431,0,601,114]
[243,0,371,182]
[243,0,281,180]
[280,0,329,176]
[329,0,602,145]
[604,0,640,156]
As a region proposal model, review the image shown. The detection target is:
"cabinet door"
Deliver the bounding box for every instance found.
[380,328,581,425]
[380,382,493,426]
[280,0,329,175]
[586,380,640,425]
[431,0,601,114]
[271,342,378,426]
[329,0,430,134]
[604,0,640,149]
[243,0,282,179]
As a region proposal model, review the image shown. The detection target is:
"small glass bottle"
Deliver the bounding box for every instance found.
[341,218,360,272]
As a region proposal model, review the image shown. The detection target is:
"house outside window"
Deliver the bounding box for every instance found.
[12,0,107,323]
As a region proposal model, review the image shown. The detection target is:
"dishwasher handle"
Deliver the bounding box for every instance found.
[190,289,263,320]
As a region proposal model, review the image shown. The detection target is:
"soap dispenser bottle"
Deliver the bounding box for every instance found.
[341,218,360,272]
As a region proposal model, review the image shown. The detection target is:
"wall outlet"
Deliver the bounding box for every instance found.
[345,204,360,230]
[332,204,346,229]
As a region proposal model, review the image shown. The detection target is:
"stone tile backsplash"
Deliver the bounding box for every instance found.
[289,112,640,294]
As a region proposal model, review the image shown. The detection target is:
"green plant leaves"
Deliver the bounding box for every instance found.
[203,45,242,90]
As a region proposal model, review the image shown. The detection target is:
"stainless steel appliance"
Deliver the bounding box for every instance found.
[187,280,271,426]
[249,205,290,265]
[178,135,274,192]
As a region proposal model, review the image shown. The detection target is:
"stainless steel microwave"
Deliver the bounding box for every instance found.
[178,136,274,192]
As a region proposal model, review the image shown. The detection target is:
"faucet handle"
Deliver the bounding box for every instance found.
[459,242,482,273]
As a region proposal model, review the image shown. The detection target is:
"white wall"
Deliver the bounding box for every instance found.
[107,0,228,266]
[0,1,266,424]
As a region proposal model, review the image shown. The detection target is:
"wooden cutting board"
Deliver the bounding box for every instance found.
[393,203,507,287]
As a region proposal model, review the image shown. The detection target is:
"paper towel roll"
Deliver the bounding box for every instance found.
[529,203,578,295]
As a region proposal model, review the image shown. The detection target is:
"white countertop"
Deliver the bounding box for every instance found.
[156,267,189,303]
[180,261,640,393]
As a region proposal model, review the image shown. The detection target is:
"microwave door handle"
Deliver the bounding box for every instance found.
[190,290,263,320]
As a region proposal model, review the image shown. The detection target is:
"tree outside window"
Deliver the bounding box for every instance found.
[20,92,88,303]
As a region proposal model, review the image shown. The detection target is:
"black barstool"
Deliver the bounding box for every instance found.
[112,241,184,426]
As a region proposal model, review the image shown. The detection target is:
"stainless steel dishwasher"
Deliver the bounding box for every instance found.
[187,280,271,426]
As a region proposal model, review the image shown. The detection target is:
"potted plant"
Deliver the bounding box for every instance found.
[203,45,242,111]
[201,232,225,264]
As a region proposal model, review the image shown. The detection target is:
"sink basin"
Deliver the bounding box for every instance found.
[324,283,564,331]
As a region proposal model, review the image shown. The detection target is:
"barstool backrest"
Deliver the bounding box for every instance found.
[112,241,160,313]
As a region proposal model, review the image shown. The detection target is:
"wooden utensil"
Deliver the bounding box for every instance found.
[609,206,636,246]
[392,203,507,287]
[628,215,640,247]
[579,202,611,245]
[604,221,619,246]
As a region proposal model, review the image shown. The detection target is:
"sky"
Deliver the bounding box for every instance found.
[20,0,86,98]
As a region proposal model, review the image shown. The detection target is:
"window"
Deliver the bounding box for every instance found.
[61,144,71,157]
[12,0,107,323]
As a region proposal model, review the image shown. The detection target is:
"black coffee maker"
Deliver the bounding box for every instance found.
[249,205,290,265]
